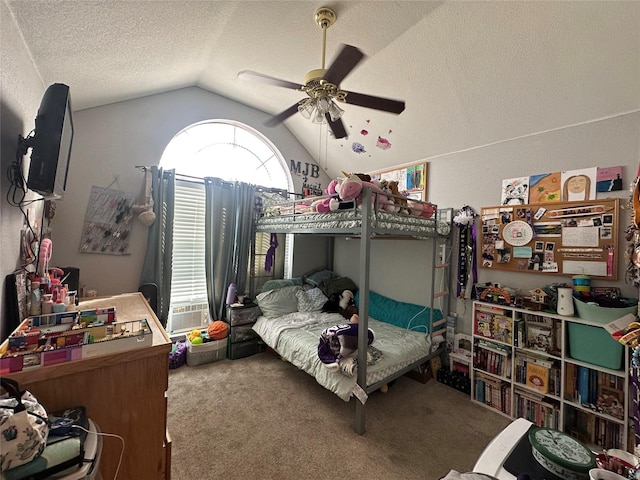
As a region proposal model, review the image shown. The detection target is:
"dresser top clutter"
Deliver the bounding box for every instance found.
[0,292,172,480]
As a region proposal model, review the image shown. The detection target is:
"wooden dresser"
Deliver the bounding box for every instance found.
[2,292,172,480]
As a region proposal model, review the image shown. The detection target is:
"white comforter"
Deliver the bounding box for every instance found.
[252,311,431,401]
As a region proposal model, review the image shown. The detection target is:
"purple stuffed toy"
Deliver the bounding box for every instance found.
[317,315,374,372]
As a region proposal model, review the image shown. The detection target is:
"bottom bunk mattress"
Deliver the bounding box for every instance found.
[252,311,431,401]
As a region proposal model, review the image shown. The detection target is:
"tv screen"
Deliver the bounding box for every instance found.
[26,83,74,199]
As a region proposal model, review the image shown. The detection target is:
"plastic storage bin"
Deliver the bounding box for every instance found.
[568,298,637,370]
[226,303,260,326]
[228,339,261,359]
[185,336,226,366]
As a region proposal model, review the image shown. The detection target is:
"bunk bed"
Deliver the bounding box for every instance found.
[253,186,453,434]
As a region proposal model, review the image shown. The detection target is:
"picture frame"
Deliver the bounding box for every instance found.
[454,333,472,356]
[370,162,427,201]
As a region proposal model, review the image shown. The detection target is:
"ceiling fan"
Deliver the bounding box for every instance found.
[238,7,405,139]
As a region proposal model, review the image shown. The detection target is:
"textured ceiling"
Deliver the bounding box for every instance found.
[5,0,640,176]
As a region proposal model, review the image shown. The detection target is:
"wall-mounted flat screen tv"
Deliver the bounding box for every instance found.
[26,83,74,199]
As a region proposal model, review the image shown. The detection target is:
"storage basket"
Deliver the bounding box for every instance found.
[574,297,637,323]
[185,336,226,366]
[568,297,637,370]
[168,341,187,369]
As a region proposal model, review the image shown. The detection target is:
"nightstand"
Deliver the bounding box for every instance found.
[226,303,261,359]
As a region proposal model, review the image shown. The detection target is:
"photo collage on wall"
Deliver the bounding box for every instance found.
[481,200,617,278]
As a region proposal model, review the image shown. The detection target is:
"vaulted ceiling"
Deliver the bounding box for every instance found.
[5,0,639,175]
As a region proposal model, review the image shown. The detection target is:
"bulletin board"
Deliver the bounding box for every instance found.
[370,162,427,201]
[479,198,619,280]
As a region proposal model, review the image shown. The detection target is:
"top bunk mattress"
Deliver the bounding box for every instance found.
[252,311,431,401]
[255,190,452,238]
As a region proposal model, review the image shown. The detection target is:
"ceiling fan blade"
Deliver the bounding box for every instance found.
[326,113,348,139]
[264,103,300,127]
[323,44,365,86]
[343,91,406,114]
[238,70,303,90]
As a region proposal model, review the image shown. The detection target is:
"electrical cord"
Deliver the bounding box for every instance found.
[8,132,46,274]
[71,424,125,480]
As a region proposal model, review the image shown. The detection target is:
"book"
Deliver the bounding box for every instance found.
[493,314,513,344]
[577,365,590,405]
[526,324,553,353]
[475,312,493,338]
[526,362,550,394]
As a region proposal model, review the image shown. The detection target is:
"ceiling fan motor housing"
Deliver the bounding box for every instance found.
[314,7,336,29]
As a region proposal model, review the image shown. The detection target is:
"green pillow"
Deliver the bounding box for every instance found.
[354,290,442,332]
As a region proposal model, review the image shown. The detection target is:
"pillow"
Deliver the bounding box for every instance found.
[302,268,336,287]
[296,287,328,312]
[354,290,442,332]
[319,276,358,298]
[260,278,302,293]
[256,285,301,318]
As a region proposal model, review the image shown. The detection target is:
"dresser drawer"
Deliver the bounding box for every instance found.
[226,304,260,326]
[229,323,259,343]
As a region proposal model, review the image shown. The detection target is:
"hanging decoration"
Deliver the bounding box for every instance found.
[453,205,478,299]
[264,233,278,273]
[79,185,135,255]
[132,167,156,227]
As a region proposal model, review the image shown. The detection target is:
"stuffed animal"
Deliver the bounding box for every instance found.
[386,180,408,214]
[310,179,354,213]
[407,199,436,218]
[317,314,374,372]
[322,289,358,319]
[335,174,394,211]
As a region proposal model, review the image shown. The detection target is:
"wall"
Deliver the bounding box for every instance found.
[334,112,640,334]
[0,0,47,340]
[49,87,330,298]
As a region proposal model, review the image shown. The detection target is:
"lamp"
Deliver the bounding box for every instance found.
[297,93,345,125]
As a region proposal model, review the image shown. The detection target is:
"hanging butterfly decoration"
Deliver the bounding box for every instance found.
[453,206,478,299]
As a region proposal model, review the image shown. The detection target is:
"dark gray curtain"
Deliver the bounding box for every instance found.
[140,166,175,327]
[204,178,255,320]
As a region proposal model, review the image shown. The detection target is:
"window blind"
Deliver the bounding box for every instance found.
[170,181,207,305]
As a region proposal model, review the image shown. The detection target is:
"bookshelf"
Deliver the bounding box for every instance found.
[471,300,631,451]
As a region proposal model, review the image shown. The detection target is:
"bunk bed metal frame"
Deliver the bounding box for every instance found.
[255,187,453,434]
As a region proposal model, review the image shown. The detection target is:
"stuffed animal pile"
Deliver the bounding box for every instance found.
[311,172,435,218]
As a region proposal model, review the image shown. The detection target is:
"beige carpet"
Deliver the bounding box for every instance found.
[167,352,511,480]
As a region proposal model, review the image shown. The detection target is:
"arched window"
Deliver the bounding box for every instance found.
[160,120,292,333]
[160,120,291,189]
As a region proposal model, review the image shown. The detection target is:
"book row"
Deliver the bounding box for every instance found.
[514,354,561,396]
[474,374,511,415]
[514,389,560,429]
[566,406,624,450]
[473,342,511,378]
[565,363,625,420]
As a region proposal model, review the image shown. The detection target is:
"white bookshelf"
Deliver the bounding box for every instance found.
[470,300,631,451]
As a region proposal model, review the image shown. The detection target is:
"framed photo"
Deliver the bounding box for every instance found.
[370,162,427,201]
[454,333,472,355]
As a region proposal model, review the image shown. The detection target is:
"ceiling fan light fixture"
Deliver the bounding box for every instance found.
[312,106,326,125]
[327,100,344,122]
[297,98,315,119]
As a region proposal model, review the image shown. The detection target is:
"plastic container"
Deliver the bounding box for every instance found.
[29,281,41,315]
[185,336,226,366]
[568,298,637,370]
